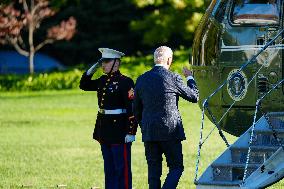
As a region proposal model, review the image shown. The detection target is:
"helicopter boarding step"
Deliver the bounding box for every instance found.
[195,112,284,189]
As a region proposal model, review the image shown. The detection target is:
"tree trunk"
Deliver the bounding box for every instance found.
[28,23,35,74]
[29,51,34,74]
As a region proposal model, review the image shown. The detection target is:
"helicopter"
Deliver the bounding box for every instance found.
[191,0,284,136]
[191,1,284,187]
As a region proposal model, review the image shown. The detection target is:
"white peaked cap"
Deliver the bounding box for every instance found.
[98,48,125,59]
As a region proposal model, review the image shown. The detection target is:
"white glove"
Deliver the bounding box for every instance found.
[86,60,102,76]
[125,134,135,143]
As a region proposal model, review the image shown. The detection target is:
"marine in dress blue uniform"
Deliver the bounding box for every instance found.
[133,46,199,189]
[80,48,138,189]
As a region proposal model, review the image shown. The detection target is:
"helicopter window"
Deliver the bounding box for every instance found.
[232,0,279,24]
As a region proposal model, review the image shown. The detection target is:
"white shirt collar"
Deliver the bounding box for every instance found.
[154,64,165,68]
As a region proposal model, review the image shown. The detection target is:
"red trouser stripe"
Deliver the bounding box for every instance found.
[123,144,129,189]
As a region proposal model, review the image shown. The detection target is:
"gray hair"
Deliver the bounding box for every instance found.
[154,46,173,64]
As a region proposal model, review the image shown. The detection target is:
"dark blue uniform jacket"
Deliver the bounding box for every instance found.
[80,71,137,144]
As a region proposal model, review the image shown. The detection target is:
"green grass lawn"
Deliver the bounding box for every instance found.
[0,90,283,189]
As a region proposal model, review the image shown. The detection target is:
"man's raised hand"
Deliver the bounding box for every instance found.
[86,59,103,76]
[182,67,193,78]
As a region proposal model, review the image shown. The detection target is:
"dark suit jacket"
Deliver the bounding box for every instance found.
[133,66,199,142]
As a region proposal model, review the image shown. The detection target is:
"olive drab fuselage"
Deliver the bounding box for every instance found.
[192,0,284,136]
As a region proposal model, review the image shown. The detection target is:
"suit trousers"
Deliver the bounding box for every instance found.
[144,140,184,189]
[101,143,132,189]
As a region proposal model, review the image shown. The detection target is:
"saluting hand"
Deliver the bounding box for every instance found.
[86,59,103,76]
[182,67,193,78]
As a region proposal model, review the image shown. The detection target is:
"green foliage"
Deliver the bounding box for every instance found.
[42,0,143,66]
[2,0,207,67]
[50,0,79,9]
[0,49,192,91]
[130,0,205,46]
[36,0,206,66]
[0,69,84,91]
[0,0,11,5]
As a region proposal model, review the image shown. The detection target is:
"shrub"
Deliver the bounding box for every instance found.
[0,69,85,91]
[0,49,191,91]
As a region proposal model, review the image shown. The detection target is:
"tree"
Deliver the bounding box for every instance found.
[42,0,143,66]
[0,0,76,74]
[130,0,206,47]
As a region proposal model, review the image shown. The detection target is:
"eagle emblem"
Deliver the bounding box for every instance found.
[227,69,248,101]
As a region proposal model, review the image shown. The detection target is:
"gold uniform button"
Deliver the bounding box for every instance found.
[113,119,117,123]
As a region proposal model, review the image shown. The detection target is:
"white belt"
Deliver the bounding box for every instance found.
[99,109,126,114]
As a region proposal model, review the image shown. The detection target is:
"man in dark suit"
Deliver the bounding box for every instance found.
[80,48,138,189]
[133,46,199,189]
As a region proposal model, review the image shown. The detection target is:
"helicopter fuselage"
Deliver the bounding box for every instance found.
[192,0,284,136]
